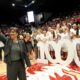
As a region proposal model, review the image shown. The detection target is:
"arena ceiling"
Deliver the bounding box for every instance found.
[0,0,80,24]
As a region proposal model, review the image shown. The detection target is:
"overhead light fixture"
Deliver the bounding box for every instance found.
[24,0,35,8]
[24,5,27,8]
[12,3,15,7]
[32,0,35,3]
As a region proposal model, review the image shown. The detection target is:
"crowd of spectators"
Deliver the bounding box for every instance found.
[0,12,80,61]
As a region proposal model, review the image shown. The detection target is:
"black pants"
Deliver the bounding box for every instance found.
[7,60,26,80]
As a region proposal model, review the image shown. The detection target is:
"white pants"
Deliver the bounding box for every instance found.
[37,42,49,59]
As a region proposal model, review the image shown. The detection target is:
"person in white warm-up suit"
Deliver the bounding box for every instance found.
[0,41,4,61]
[46,27,54,52]
[70,28,80,60]
[46,27,53,41]
[36,29,49,59]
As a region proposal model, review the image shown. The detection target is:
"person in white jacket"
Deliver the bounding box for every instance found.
[36,29,49,59]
